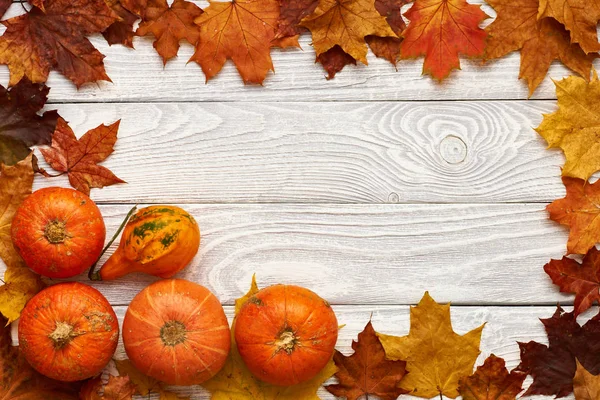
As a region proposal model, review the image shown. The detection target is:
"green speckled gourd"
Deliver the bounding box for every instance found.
[97,206,200,280]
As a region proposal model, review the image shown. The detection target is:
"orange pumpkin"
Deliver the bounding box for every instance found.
[18,282,119,382]
[11,187,105,278]
[122,279,230,385]
[234,285,338,386]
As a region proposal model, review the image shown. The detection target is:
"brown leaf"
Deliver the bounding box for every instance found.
[545,249,600,316]
[547,177,600,255]
[103,0,140,48]
[317,45,357,79]
[0,0,118,87]
[326,320,407,400]
[114,359,188,399]
[80,375,136,400]
[365,0,409,65]
[0,0,10,19]
[573,360,600,400]
[458,354,526,400]
[0,78,59,166]
[136,0,202,64]
[40,117,125,196]
[276,0,318,39]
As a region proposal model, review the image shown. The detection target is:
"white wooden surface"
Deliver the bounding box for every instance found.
[1,0,591,398]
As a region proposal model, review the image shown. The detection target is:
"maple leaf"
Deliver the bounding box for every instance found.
[136,0,203,65]
[300,0,397,65]
[517,306,600,397]
[317,46,357,79]
[80,375,136,400]
[191,0,279,84]
[365,0,409,65]
[0,0,9,19]
[114,359,187,399]
[0,154,44,324]
[458,354,526,400]
[537,74,600,180]
[276,0,318,39]
[40,117,125,196]
[0,79,59,166]
[0,0,118,87]
[538,0,600,54]
[378,292,485,399]
[326,320,407,400]
[547,177,600,255]
[545,249,600,316]
[103,0,140,48]
[202,275,337,399]
[485,0,595,96]
[573,360,600,400]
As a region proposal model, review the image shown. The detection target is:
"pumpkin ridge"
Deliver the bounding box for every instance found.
[185,338,229,355]
[183,341,214,375]
[182,291,213,325]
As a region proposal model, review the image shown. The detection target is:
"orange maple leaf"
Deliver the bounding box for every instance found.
[137,0,203,65]
[103,0,143,48]
[547,177,600,255]
[191,0,279,84]
[365,0,409,65]
[0,0,117,87]
[40,117,125,196]
[400,0,488,81]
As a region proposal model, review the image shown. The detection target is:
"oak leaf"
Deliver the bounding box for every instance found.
[544,249,600,316]
[0,79,59,166]
[326,320,407,400]
[0,154,44,324]
[537,75,600,180]
[114,359,187,399]
[400,0,488,81]
[573,360,600,400]
[300,0,397,64]
[458,354,526,400]
[378,292,485,398]
[202,275,337,399]
[191,0,279,84]
[80,375,136,400]
[517,306,600,397]
[0,0,117,87]
[40,117,125,196]
[546,177,600,255]
[136,0,203,65]
[485,0,595,96]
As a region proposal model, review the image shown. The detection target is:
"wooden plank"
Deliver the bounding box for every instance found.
[32,101,567,204]
[0,2,590,102]
[1,203,570,306]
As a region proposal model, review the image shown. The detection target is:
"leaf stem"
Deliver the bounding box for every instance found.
[88,205,137,281]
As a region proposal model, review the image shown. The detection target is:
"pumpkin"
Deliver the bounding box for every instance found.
[18,282,119,382]
[234,284,338,386]
[122,279,230,385]
[95,206,200,280]
[11,187,106,279]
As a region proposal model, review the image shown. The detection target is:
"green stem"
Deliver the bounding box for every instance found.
[88,205,137,281]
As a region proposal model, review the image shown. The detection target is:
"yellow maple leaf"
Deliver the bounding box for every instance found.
[536,74,600,180]
[378,292,484,399]
[573,360,600,400]
[0,154,44,324]
[202,275,337,400]
[300,0,397,64]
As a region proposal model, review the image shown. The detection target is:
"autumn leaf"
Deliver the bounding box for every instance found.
[516,306,600,397]
[136,0,203,64]
[191,0,278,84]
[103,0,141,48]
[365,0,409,65]
[458,354,526,400]
[538,0,600,54]
[114,359,187,399]
[0,154,44,324]
[544,249,600,316]
[0,79,59,166]
[276,0,318,40]
[537,74,600,180]
[573,360,600,400]
[202,275,337,399]
[0,0,9,19]
[378,292,485,398]
[485,0,595,96]
[0,0,118,87]
[317,46,357,79]
[325,320,407,400]
[40,117,125,196]
[80,375,136,400]
[546,177,600,255]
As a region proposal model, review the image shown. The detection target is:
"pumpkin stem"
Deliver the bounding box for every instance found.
[48,322,79,348]
[89,205,137,281]
[160,321,187,346]
[275,329,297,354]
[44,220,67,244]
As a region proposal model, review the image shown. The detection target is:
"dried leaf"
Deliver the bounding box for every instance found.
[458,354,526,400]
[365,0,409,65]
[400,0,488,81]
[136,0,203,64]
[545,249,600,316]
[0,79,59,166]
[317,45,357,79]
[40,117,125,196]
[485,0,595,96]
[115,359,162,396]
[103,0,141,48]
[378,292,485,398]
[80,375,136,400]
[0,0,10,20]
[0,0,117,87]
[326,320,407,400]
[276,0,318,39]
[573,360,600,400]
[546,177,600,255]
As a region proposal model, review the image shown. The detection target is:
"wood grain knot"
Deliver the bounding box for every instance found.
[439,135,467,164]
